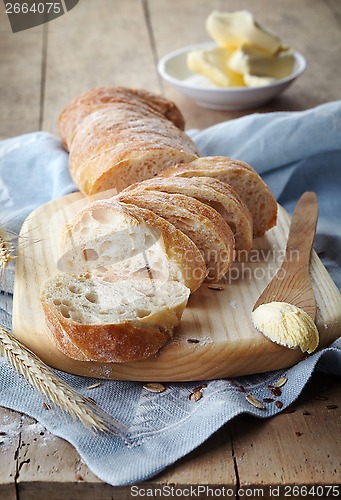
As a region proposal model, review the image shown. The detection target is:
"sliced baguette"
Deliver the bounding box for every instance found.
[58,86,186,150]
[117,190,235,281]
[123,176,253,252]
[58,199,206,293]
[41,274,190,362]
[58,87,199,195]
[161,156,277,238]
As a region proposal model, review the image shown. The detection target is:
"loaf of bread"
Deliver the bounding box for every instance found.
[58,87,277,238]
[58,87,186,150]
[121,176,253,252]
[117,190,235,281]
[161,156,277,238]
[58,198,207,293]
[58,87,200,195]
[41,274,190,362]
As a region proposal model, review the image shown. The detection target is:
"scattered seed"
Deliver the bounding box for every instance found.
[189,391,203,402]
[86,382,102,390]
[75,474,84,481]
[193,386,202,393]
[187,338,200,344]
[85,396,97,405]
[284,407,296,414]
[313,395,328,401]
[263,398,274,403]
[239,385,246,393]
[270,387,282,397]
[207,284,225,291]
[143,383,166,393]
[193,384,207,392]
[245,394,265,410]
[326,404,338,410]
[42,402,51,410]
[275,401,283,409]
[295,431,302,437]
[275,376,288,388]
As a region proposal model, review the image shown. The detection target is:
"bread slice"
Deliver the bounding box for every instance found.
[161,156,277,238]
[58,199,206,293]
[117,190,235,281]
[41,274,190,362]
[58,87,200,195]
[123,176,253,252]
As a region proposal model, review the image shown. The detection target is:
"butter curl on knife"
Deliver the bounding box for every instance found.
[252,302,319,354]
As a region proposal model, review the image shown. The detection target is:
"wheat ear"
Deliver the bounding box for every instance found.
[0,325,112,432]
[0,228,16,271]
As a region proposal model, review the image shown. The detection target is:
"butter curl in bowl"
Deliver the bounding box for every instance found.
[157,10,306,110]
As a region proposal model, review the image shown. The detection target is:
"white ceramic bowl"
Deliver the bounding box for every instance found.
[157,42,306,110]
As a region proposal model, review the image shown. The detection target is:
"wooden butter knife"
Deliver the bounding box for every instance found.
[253,191,318,319]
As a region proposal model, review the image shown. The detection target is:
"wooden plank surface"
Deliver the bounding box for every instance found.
[1,0,341,496]
[0,406,20,500]
[3,373,339,498]
[230,372,341,495]
[12,194,341,380]
[0,6,43,139]
[42,0,160,136]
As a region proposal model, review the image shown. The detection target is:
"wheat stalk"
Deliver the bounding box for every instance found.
[0,225,124,434]
[0,227,16,271]
[0,325,113,432]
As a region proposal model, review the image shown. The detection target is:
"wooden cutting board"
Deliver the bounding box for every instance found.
[12,192,341,381]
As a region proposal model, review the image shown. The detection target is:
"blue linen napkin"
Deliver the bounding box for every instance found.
[0,101,340,486]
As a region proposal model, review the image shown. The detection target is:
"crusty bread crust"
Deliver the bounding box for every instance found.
[123,176,253,252]
[42,303,89,361]
[68,107,199,194]
[58,86,186,150]
[161,156,278,238]
[117,190,235,281]
[43,303,174,362]
[57,87,199,195]
[42,298,172,362]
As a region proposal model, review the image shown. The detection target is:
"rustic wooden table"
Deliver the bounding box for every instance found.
[0,1,340,498]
